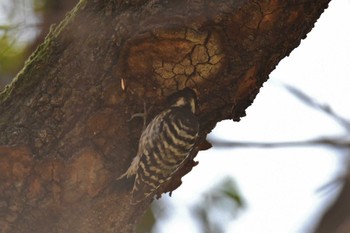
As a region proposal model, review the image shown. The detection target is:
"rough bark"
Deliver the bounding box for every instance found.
[0,0,331,232]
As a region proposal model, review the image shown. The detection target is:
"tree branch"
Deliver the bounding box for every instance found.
[210,137,350,149]
[0,0,331,232]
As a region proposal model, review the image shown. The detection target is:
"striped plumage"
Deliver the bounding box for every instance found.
[119,88,199,204]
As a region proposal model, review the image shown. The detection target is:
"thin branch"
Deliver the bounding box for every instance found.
[282,83,350,131]
[210,137,350,149]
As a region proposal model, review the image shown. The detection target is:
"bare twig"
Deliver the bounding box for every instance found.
[283,83,350,131]
[209,137,350,149]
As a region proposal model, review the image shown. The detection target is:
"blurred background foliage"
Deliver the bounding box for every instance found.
[0,33,25,86]
[0,0,76,89]
[138,178,244,233]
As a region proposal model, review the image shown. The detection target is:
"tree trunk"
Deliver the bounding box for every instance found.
[0,0,331,232]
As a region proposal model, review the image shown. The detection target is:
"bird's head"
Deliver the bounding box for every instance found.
[167,88,198,114]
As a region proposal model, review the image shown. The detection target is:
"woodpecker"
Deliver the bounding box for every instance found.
[118,88,199,204]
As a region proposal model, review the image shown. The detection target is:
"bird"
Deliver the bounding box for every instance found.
[118,88,199,204]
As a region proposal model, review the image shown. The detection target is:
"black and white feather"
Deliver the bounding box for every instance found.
[118,88,199,204]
